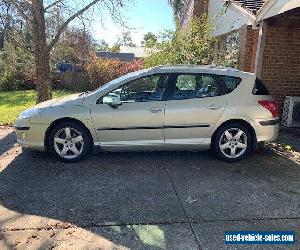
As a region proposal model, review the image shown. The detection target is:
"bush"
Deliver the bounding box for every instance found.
[0,73,35,91]
[145,17,239,68]
[0,41,35,91]
[85,55,144,90]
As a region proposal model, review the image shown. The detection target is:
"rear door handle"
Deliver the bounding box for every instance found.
[148,108,163,113]
[207,105,222,110]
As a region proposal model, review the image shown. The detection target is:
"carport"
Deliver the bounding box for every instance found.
[254,2,300,113]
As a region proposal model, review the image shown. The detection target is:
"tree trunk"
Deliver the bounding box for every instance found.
[31,0,52,103]
[35,47,52,103]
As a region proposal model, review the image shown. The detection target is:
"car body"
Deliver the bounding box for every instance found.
[15,65,279,162]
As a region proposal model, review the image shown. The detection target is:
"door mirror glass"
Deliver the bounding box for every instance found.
[103,94,122,107]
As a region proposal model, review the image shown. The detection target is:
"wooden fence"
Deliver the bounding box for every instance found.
[59,71,92,92]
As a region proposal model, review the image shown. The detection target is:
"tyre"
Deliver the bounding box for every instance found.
[48,121,92,162]
[213,123,252,162]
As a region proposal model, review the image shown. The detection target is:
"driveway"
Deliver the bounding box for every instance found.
[0,127,300,249]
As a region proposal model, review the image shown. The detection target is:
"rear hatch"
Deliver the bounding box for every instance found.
[253,78,279,118]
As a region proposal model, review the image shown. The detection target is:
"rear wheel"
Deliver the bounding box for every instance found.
[49,121,92,162]
[213,123,252,162]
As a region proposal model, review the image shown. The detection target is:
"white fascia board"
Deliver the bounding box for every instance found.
[209,0,255,37]
[256,0,300,22]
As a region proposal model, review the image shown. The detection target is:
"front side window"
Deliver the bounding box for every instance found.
[102,74,169,103]
[172,73,241,100]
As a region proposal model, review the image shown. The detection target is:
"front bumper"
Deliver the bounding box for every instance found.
[15,118,48,151]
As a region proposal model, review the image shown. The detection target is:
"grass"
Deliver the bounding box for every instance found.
[0,90,72,126]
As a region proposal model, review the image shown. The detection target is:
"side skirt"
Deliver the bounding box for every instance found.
[94,138,211,151]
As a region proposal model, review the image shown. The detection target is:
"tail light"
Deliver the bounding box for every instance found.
[258,100,279,118]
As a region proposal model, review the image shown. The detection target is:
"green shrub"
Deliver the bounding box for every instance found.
[0,73,35,91]
[0,41,35,91]
[145,17,239,68]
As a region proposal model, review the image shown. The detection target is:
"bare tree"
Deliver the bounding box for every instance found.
[7,0,128,103]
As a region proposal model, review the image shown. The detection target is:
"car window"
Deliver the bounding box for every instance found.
[253,78,270,95]
[103,74,170,103]
[176,75,197,90]
[172,73,241,100]
[220,75,242,94]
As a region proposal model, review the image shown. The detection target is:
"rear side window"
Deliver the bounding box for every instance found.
[171,73,241,100]
[253,78,270,95]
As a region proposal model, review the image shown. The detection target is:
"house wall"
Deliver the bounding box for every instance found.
[208,0,253,36]
[238,25,259,73]
[260,25,300,113]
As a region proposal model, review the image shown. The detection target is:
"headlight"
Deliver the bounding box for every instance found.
[19,108,41,119]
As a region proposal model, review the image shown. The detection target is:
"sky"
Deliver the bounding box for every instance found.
[90,0,175,46]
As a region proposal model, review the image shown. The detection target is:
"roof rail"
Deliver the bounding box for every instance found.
[151,64,241,72]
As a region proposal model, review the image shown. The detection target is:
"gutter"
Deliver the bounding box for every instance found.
[254,0,277,25]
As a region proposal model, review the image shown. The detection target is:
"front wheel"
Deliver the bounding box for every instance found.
[213,123,252,162]
[49,122,92,162]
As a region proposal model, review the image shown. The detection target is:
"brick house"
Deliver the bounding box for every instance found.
[181,0,300,113]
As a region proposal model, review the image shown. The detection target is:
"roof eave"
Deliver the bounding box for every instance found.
[255,0,277,23]
[229,1,256,23]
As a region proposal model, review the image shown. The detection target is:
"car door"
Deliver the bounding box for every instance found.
[91,74,170,147]
[164,73,229,144]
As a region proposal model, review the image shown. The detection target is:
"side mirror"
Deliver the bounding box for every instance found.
[103,95,122,108]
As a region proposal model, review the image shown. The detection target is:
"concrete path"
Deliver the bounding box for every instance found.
[1,127,300,249]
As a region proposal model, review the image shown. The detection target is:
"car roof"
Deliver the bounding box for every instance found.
[148,65,256,77]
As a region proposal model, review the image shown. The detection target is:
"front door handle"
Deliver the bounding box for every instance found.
[148,108,163,113]
[207,105,222,110]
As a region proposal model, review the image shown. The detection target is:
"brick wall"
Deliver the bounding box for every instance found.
[238,25,256,72]
[260,25,300,113]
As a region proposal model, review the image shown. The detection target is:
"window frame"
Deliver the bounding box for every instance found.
[97,73,172,104]
[167,73,242,101]
[252,78,270,95]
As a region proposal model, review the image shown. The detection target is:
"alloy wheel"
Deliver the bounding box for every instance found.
[218,128,247,159]
[53,127,84,160]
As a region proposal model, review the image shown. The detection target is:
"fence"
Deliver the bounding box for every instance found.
[59,71,93,92]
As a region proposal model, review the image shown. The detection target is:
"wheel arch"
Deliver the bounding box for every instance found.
[211,119,257,150]
[44,117,94,151]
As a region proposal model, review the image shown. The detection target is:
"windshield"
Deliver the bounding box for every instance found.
[87,69,149,95]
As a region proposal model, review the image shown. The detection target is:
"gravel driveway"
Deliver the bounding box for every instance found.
[0,127,300,249]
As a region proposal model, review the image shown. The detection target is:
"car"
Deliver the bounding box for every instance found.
[15,65,279,162]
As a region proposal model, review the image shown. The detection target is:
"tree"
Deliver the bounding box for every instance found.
[117,31,136,47]
[6,0,128,103]
[168,0,185,20]
[0,0,30,50]
[145,17,238,68]
[0,40,35,91]
[110,43,120,52]
[96,39,109,51]
[52,27,95,67]
[141,32,157,48]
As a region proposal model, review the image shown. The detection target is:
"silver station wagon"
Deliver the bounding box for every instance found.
[15,65,279,162]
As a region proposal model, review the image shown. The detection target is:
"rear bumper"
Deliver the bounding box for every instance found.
[259,118,280,126]
[254,118,280,143]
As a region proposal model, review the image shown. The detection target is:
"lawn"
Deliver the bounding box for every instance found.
[0,90,72,125]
